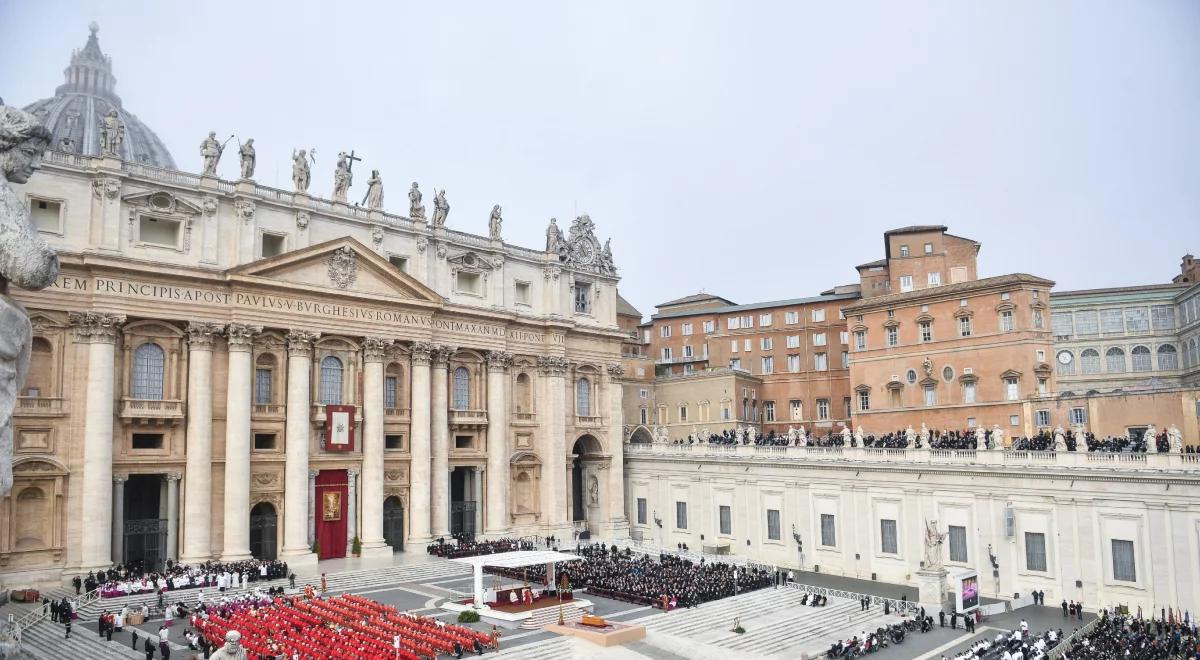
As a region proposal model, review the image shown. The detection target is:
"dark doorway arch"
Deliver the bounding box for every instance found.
[383,496,405,552]
[123,474,166,571]
[249,502,278,560]
[571,435,603,523]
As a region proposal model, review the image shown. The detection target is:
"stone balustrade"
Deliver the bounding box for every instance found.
[14,396,66,416]
[624,441,1200,472]
[118,397,185,421]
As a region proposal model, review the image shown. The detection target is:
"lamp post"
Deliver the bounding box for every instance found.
[653,511,663,548]
[792,524,805,573]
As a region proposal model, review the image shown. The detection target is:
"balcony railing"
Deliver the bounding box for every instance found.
[311,404,363,425]
[120,398,185,423]
[449,409,488,426]
[384,407,410,419]
[623,441,1200,472]
[252,403,285,418]
[655,354,709,365]
[576,415,603,427]
[512,411,536,423]
[15,396,65,416]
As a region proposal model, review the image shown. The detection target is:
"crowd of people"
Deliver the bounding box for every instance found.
[426,536,533,559]
[1062,607,1199,659]
[944,619,1061,660]
[79,559,292,599]
[567,543,772,609]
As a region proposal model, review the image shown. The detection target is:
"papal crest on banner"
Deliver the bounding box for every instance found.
[324,404,356,451]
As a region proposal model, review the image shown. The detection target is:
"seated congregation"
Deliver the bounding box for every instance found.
[572,543,772,609]
[84,558,291,599]
[1062,608,1199,659]
[426,536,533,559]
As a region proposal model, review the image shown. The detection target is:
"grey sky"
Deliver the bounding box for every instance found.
[4,1,1198,317]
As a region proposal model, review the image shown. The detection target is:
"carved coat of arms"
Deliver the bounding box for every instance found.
[327,246,357,289]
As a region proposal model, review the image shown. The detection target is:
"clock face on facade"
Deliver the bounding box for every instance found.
[1057,351,1073,365]
[573,240,595,264]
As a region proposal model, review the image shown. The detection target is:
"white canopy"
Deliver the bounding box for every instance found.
[449,549,583,570]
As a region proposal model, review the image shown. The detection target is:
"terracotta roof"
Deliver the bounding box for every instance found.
[615,292,642,318]
[652,292,861,320]
[655,292,737,308]
[855,259,887,270]
[841,273,1055,313]
[883,225,948,236]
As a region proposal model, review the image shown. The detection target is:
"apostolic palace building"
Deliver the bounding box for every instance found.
[3,26,628,583]
[5,24,1200,621]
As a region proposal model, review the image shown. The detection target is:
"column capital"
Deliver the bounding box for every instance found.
[432,344,457,366]
[485,351,513,373]
[308,470,319,479]
[410,341,435,365]
[348,468,360,479]
[537,355,570,376]
[226,323,263,352]
[361,336,394,363]
[165,472,182,482]
[286,330,320,356]
[69,311,126,343]
[113,474,128,485]
[186,321,226,350]
[606,363,626,381]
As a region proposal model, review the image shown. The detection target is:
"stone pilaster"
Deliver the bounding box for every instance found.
[222,323,261,561]
[359,337,393,557]
[69,311,125,571]
[484,351,513,535]
[281,330,319,565]
[605,364,630,538]
[537,356,570,531]
[307,469,318,547]
[112,476,126,564]
[430,345,455,538]
[407,341,434,548]
[180,321,224,564]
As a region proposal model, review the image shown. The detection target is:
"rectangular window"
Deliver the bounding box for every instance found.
[1005,377,1019,401]
[1070,407,1087,425]
[959,317,972,337]
[260,232,286,258]
[759,313,772,327]
[886,326,898,347]
[1112,539,1136,582]
[924,384,937,406]
[919,322,932,343]
[760,337,774,350]
[1151,305,1176,331]
[637,498,647,525]
[1074,310,1099,335]
[29,198,62,233]
[839,331,849,345]
[900,275,913,292]
[928,272,941,287]
[817,399,829,420]
[899,245,910,257]
[1000,310,1014,332]
[574,282,592,313]
[1033,309,1044,329]
[132,433,164,450]
[457,271,483,296]
[1100,308,1124,333]
[880,519,898,554]
[253,433,277,450]
[812,333,827,346]
[719,505,732,535]
[675,501,688,529]
[813,352,827,371]
[744,339,752,352]
[924,242,934,255]
[679,405,688,422]
[820,513,837,547]
[683,344,693,358]
[1035,410,1050,427]
[254,368,272,405]
[1124,308,1149,332]
[661,325,672,338]
[681,323,693,336]
[841,351,849,368]
[854,331,866,350]
[963,382,976,404]
[731,339,739,353]
[703,320,715,334]
[661,347,672,360]
[951,266,968,283]
[729,358,741,370]
[639,408,648,424]
[812,308,826,322]
[639,389,649,399]
[514,281,531,305]
[761,356,774,374]
[764,401,775,422]
[786,335,800,349]
[385,434,404,450]
[389,255,409,273]
[949,525,967,562]
[1025,532,1047,571]
[384,375,398,409]
[790,400,803,420]
[1038,378,1048,396]
[1052,311,1074,336]
[742,315,754,328]
[767,510,781,541]
[138,215,181,248]
[727,317,739,330]
[858,390,870,411]
[784,311,799,324]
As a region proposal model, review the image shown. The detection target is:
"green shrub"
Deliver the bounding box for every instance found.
[457,610,481,623]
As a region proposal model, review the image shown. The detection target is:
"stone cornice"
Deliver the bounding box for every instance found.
[68,311,125,343]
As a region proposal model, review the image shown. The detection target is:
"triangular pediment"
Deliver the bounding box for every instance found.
[227,237,443,304]
[123,190,204,215]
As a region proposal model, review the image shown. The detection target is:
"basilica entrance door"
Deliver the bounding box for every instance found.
[450,467,477,540]
[383,496,404,552]
[314,469,348,560]
[123,474,167,571]
[249,502,278,560]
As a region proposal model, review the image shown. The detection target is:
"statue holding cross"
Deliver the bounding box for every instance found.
[331,150,361,203]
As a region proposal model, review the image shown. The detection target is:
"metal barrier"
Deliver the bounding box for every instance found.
[1047,613,1103,659]
[784,581,923,617]
[10,583,105,647]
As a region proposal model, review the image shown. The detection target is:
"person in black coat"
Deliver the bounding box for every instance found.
[131,628,140,649]
[144,636,155,659]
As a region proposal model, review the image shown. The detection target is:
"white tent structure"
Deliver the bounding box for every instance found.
[449,550,584,608]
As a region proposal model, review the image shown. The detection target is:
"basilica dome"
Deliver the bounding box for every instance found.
[23,23,176,169]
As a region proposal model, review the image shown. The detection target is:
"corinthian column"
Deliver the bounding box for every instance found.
[537,356,569,530]
[360,336,393,557]
[605,364,629,537]
[221,323,261,561]
[178,321,224,564]
[407,342,433,548]
[280,329,319,564]
[430,345,455,538]
[70,311,125,572]
[484,351,512,536]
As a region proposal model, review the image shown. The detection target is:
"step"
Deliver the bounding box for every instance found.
[489,636,574,659]
[19,619,144,660]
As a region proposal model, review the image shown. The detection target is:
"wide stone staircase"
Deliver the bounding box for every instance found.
[488,636,574,659]
[518,600,587,630]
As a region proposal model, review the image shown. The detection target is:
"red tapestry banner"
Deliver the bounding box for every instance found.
[324,404,356,452]
[315,469,348,560]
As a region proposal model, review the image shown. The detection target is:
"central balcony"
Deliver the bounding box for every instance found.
[449,409,488,428]
[576,415,603,427]
[311,404,363,426]
[120,398,185,425]
[252,403,285,420]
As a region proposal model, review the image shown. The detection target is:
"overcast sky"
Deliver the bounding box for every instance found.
[4,1,1198,317]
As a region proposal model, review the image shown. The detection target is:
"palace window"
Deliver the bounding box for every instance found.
[784,311,799,324]
[1069,408,1087,425]
[813,353,827,371]
[639,408,648,425]
[761,356,774,374]
[840,331,849,345]
[1081,349,1101,374]
[790,400,803,420]
[1005,377,1019,401]
[132,343,165,400]
[319,356,343,405]
[1131,346,1152,372]
[764,401,775,422]
[729,358,741,370]
[959,317,972,337]
[786,335,800,349]
[854,331,866,350]
[661,347,672,361]
[820,513,837,547]
[132,433,164,450]
[1106,347,1126,373]
[919,322,933,343]
[761,337,774,350]
[923,384,937,406]
[767,509,781,541]
[1025,532,1047,572]
[675,501,688,530]
[900,276,913,293]
[886,326,898,347]
[924,242,933,255]
[759,314,773,327]
[254,366,273,405]
[576,378,591,416]
[812,308,826,323]
[841,351,849,368]
[703,320,715,334]
[385,435,404,450]
[1158,345,1178,370]
[812,333,826,347]
[1000,310,1014,332]
[817,399,829,420]
[1112,539,1136,582]
[719,505,732,535]
[678,405,688,422]
[660,325,671,338]
[385,374,399,409]
[453,367,471,408]
[683,344,693,358]
[928,272,941,287]
[880,519,898,554]
[253,433,277,451]
[637,498,647,525]
[1035,410,1050,427]
[949,525,967,563]
[899,245,910,257]
[681,323,692,336]
[963,382,976,404]
[858,390,870,411]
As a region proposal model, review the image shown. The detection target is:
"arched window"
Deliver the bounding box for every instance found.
[1130,346,1151,372]
[1080,349,1101,375]
[1189,339,1198,367]
[452,367,470,409]
[576,378,591,416]
[132,343,165,399]
[1105,347,1126,373]
[1157,344,1178,371]
[319,356,343,404]
[514,373,532,413]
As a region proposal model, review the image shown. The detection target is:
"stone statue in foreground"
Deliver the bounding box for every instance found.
[0,105,58,496]
[213,630,247,660]
[923,520,946,570]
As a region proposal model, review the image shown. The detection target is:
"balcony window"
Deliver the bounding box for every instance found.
[255,368,273,405]
[132,343,165,400]
[576,378,591,416]
[453,367,471,408]
[319,356,343,405]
